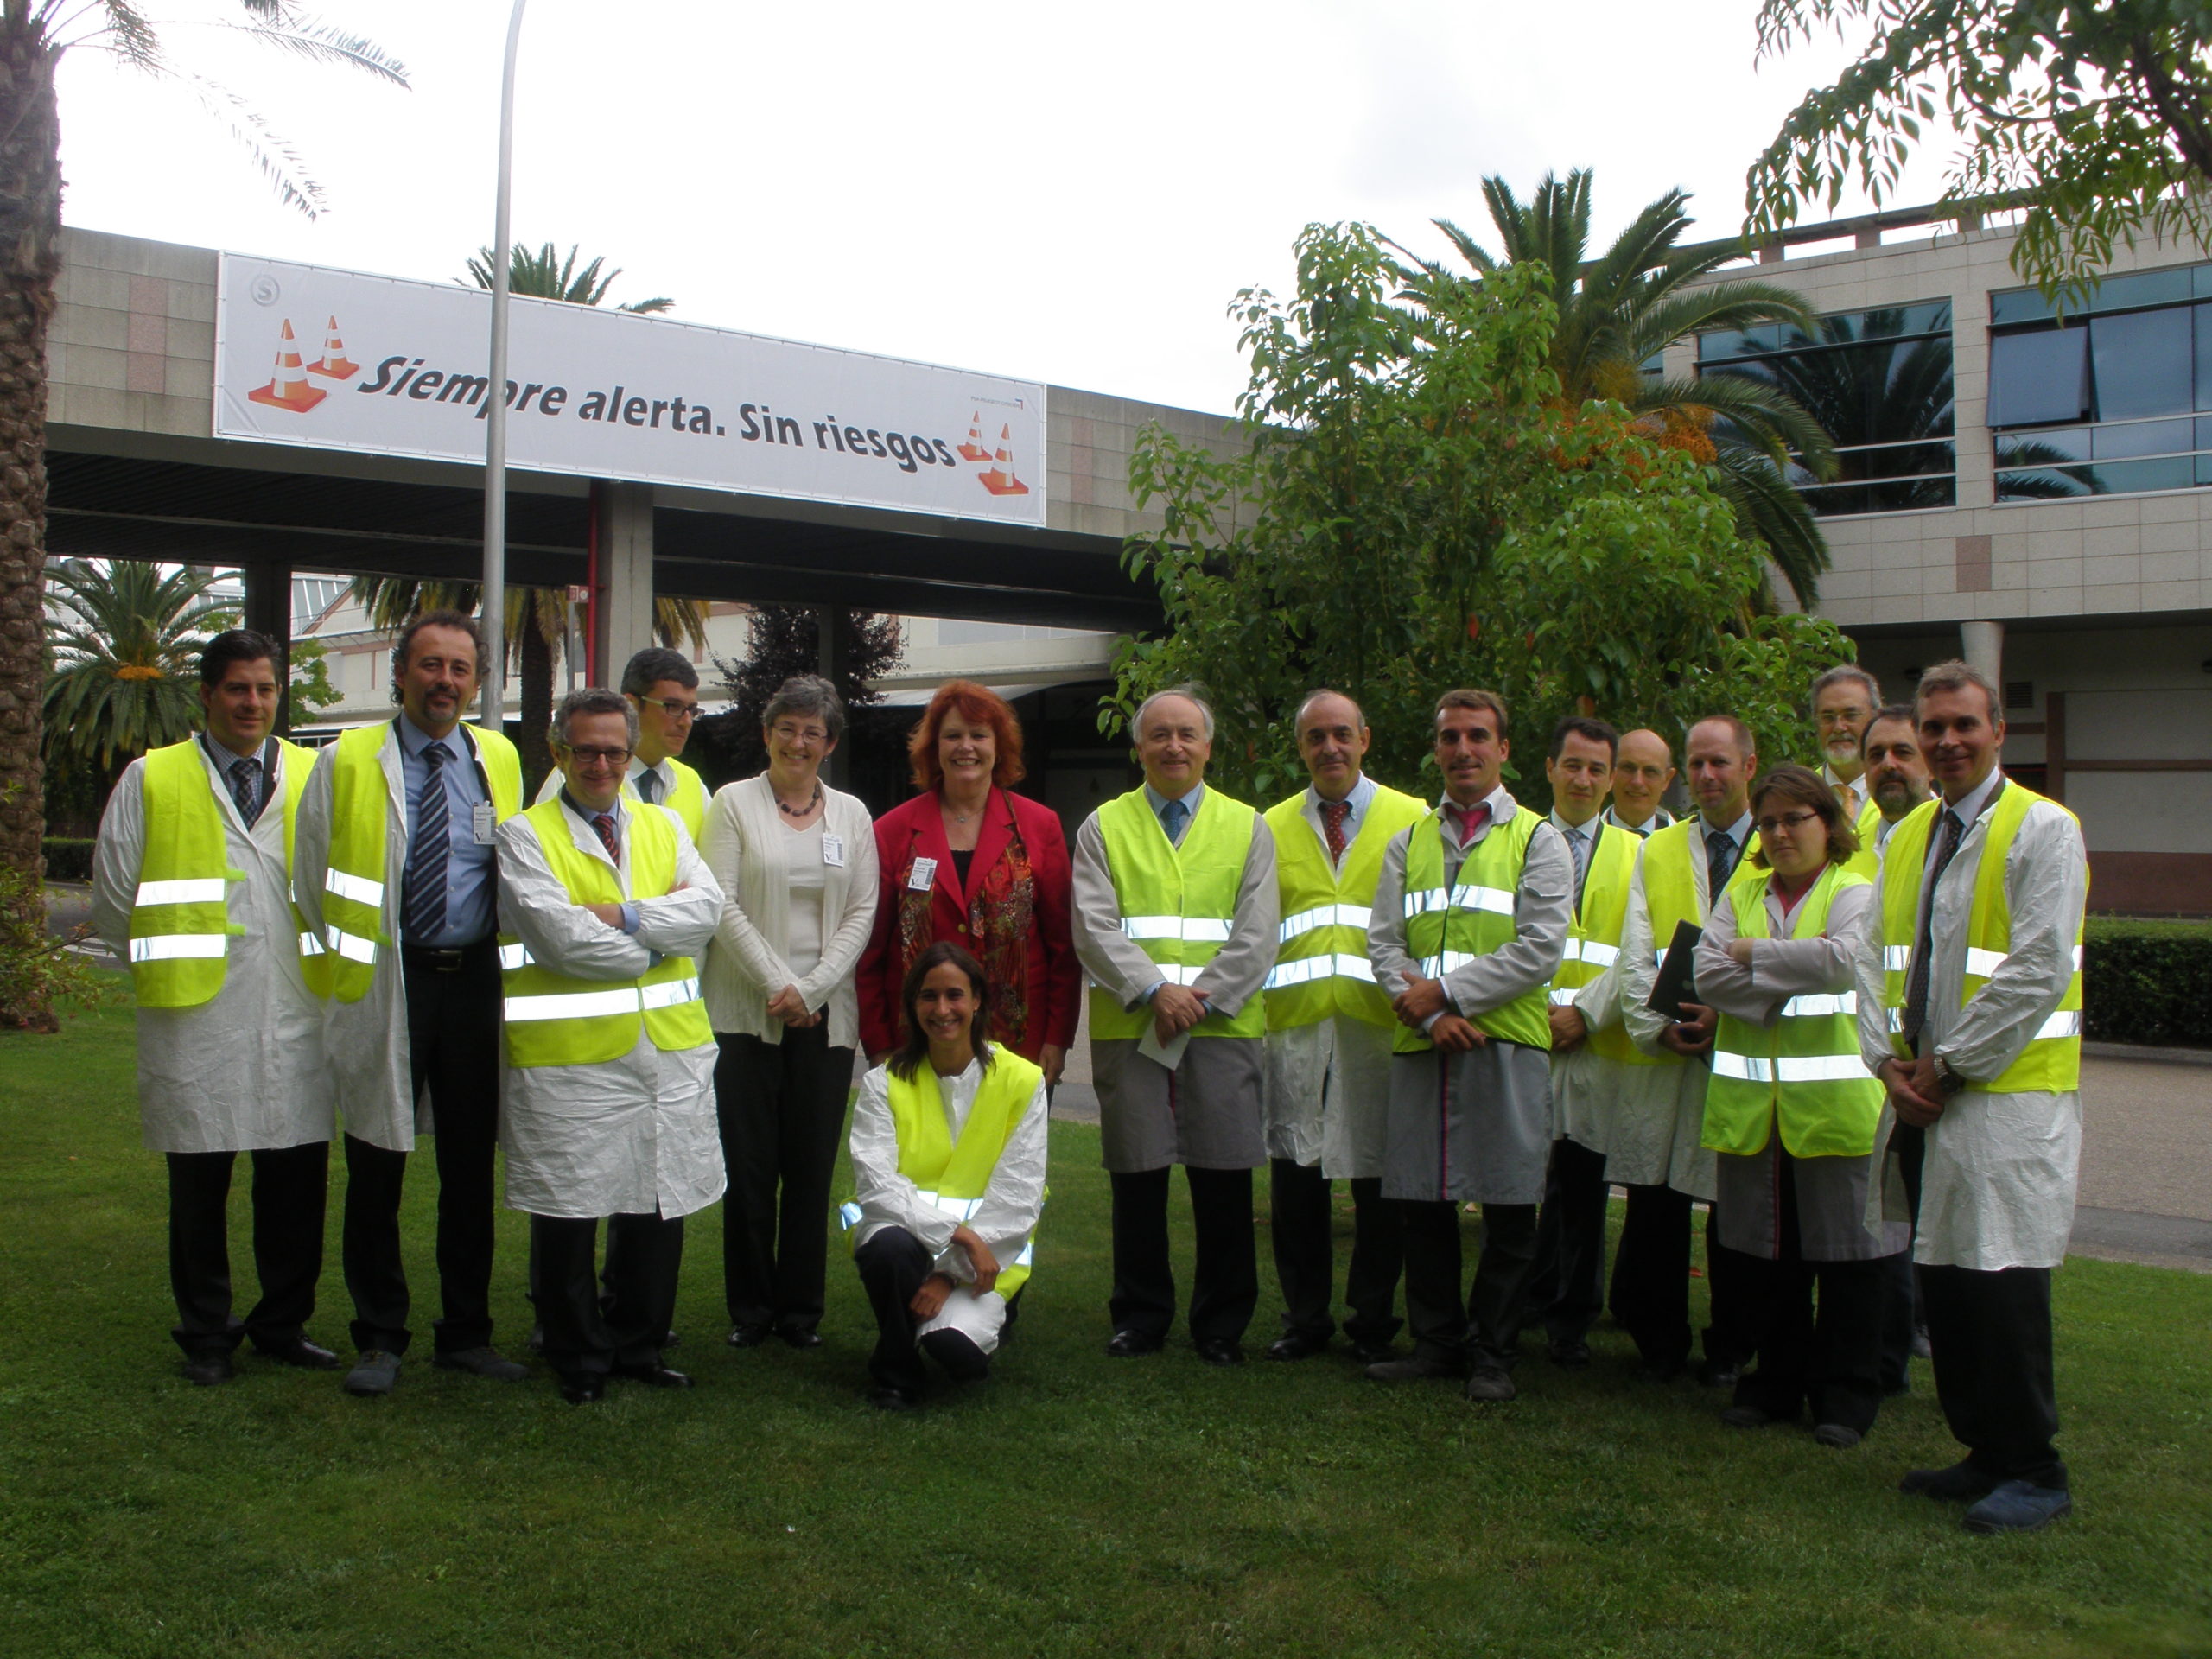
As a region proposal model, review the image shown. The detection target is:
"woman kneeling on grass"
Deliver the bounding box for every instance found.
[844,942,1048,1410]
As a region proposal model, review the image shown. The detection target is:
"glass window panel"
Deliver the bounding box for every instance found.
[2199,453,2212,486]
[2091,417,2193,459]
[1997,427,2090,465]
[2199,305,2212,411]
[1866,476,1955,511]
[2092,455,2196,493]
[2198,415,2212,450]
[2091,308,2193,419]
[1831,439,1956,481]
[1988,327,2089,425]
[2093,267,2197,314]
[1991,287,2056,327]
[1995,463,2092,502]
[2197,264,2212,299]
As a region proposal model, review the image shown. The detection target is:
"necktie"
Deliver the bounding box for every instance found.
[636,768,662,806]
[228,755,264,826]
[1319,800,1351,861]
[1839,782,1861,820]
[401,742,451,944]
[1446,802,1491,848]
[592,813,621,863]
[1706,828,1739,901]
[1159,797,1189,845]
[1901,806,1967,1052]
[1567,824,1592,900]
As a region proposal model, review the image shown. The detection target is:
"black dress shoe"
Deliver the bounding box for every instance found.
[1350,1338,1397,1365]
[1548,1338,1592,1369]
[181,1354,236,1387]
[257,1337,341,1371]
[1365,1355,1462,1382]
[1195,1338,1244,1366]
[870,1385,921,1411]
[614,1363,694,1389]
[1265,1332,1331,1362]
[527,1324,546,1353]
[726,1324,772,1349]
[559,1376,606,1404]
[1697,1358,1743,1389]
[777,1327,824,1350]
[1106,1328,1163,1357]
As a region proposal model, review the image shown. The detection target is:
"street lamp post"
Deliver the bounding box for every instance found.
[479,0,529,730]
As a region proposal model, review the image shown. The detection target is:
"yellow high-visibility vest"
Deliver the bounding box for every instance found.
[1262,783,1427,1030]
[1636,817,1765,1065]
[1394,804,1552,1053]
[1089,786,1267,1042]
[1548,818,1653,1066]
[499,798,712,1067]
[1704,863,1884,1157]
[1841,791,1885,881]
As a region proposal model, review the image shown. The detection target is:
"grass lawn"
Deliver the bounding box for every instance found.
[3,1004,2208,1659]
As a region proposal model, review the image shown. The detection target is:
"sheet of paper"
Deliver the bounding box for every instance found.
[1138,1022,1192,1071]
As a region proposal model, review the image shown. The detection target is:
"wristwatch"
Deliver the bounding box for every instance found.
[1932,1055,1968,1097]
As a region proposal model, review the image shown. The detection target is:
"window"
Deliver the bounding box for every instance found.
[1698,303,1955,516]
[1991,261,2212,500]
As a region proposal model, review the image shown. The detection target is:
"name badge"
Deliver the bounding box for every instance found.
[472,801,498,845]
[821,833,845,868]
[907,855,938,893]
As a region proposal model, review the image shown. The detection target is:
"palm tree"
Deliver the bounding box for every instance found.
[42,559,237,771]
[346,575,709,795]
[1392,170,1840,607]
[2,2,405,1026]
[465,243,673,315]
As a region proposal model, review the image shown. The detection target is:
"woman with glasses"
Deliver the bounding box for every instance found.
[700,675,879,1350]
[1692,765,1905,1450]
[856,680,1078,1089]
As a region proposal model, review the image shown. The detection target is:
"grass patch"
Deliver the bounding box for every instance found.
[3,1005,2208,1657]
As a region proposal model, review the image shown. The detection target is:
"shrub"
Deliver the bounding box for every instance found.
[2084,919,2212,1049]
[41,838,94,883]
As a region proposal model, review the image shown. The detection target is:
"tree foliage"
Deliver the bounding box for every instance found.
[1747,0,2212,298]
[466,242,674,315]
[697,605,904,784]
[41,559,237,769]
[1111,223,1858,810]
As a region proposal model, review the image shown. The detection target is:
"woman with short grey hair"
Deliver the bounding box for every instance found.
[700,675,879,1350]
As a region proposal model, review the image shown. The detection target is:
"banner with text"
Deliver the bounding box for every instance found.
[213,254,1047,526]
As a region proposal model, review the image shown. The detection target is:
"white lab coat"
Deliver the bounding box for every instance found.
[849,1055,1049,1353]
[494,800,727,1220]
[91,742,330,1154]
[292,721,505,1153]
[1855,773,2088,1272]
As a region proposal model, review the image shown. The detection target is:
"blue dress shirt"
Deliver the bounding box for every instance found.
[397,715,496,947]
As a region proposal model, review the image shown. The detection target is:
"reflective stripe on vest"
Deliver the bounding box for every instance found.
[126,737,317,1008]
[1704,864,1883,1158]
[1088,788,1266,1042]
[1875,783,2086,1093]
[1548,819,1649,1067]
[499,800,712,1066]
[1393,804,1551,1054]
[318,721,522,1002]
[1262,784,1428,1031]
[1635,817,1764,1068]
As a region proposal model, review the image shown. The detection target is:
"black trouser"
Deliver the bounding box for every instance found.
[341,939,503,1357]
[1528,1137,1610,1346]
[1919,1262,2064,1488]
[166,1141,329,1359]
[1723,1153,1893,1434]
[1877,1121,1927,1392]
[1399,1198,1540,1370]
[715,1025,852,1336]
[1610,1182,1694,1369]
[531,1211,684,1382]
[855,1226,992,1393]
[1269,1160,1403,1345]
[1702,1203,1758,1370]
[1108,1165,1257,1345]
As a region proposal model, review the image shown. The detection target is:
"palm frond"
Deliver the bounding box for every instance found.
[219,15,410,86]
[181,72,325,218]
[1636,373,1840,475]
[1707,448,1830,608]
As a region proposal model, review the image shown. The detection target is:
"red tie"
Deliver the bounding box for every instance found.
[591,813,620,864]
[1446,802,1491,848]
[1320,800,1351,861]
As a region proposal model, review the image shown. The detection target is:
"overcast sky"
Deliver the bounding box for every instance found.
[57,0,1959,416]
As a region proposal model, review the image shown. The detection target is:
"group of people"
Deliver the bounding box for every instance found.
[92,620,2089,1535]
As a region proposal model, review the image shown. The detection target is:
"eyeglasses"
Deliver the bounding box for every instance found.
[1755,809,1822,836]
[770,722,830,745]
[639,695,700,721]
[566,746,633,769]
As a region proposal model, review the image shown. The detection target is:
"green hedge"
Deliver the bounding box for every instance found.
[41,838,94,883]
[2084,918,2212,1049]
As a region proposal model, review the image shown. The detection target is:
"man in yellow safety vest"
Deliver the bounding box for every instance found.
[294,611,526,1398]
[1257,690,1427,1363]
[90,630,336,1385]
[1811,664,1887,876]
[1365,689,1571,1402]
[1071,686,1279,1365]
[496,689,725,1402]
[530,645,709,839]
[1856,659,2088,1535]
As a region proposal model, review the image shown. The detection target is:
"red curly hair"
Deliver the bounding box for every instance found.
[907,679,1027,791]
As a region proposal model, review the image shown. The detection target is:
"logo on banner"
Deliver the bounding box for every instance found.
[975,422,1028,497]
[248,315,365,413]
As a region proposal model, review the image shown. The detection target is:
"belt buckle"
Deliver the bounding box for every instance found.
[432,948,465,973]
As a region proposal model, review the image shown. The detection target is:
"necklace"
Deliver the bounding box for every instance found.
[778,779,823,818]
[944,787,988,826]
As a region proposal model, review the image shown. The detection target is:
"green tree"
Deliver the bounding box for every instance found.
[1114,223,1857,806]
[697,604,904,790]
[465,243,673,315]
[1,1,406,1029]
[1747,0,2212,298]
[1393,171,1840,607]
[41,558,237,772]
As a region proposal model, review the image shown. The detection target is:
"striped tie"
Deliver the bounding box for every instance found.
[228,756,264,826]
[402,742,452,944]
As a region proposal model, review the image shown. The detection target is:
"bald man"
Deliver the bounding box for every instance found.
[1605,730,1677,838]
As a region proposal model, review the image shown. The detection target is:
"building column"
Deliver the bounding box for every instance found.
[240,559,292,734]
[1961,620,2004,688]
[814,603,850,790]
[591,481,654,691]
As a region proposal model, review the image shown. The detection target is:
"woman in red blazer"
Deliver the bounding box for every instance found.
[858,681,1079,1084]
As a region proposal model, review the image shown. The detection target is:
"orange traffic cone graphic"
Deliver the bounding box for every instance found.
[956,410,993,462]
[310,315,359,379]
[976,423,1029,497]
[247,320,327,413]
